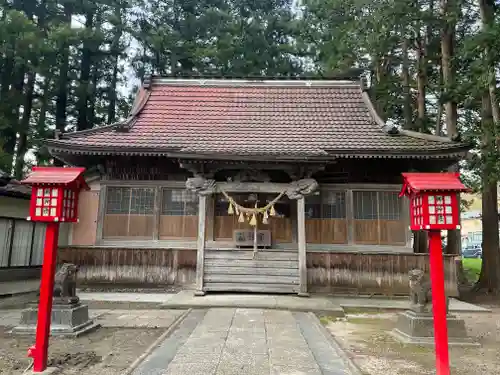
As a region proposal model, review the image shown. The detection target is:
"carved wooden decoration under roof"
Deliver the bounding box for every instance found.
[228,169,271,183]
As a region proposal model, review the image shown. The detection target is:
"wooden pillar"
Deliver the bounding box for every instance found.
[297,196,308,296]
[195,194,207,296]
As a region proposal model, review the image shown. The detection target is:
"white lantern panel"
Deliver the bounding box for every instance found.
[436,206,444,214]
[51,198,57,206]
[436,196,444,204]
[429,206,435,214]
[35,207,41,216]
[445,206,452,214]
[428,196,435,204]
[43,198,51,206]
[42,207,49,216]
[446,215,453,224]
[36,198,42,206]
[52,188,58,197]
[37,188,43,197]
[437,215,445,224]
[44,188,51,196]
[430,216,436,224]
[50,208,56,216]
[444,196,451,204]
[70,209,74,217]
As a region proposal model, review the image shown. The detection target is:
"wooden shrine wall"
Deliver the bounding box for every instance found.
[58,247,459,296]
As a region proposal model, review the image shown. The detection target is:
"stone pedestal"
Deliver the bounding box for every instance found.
[390,310,479,347]
[12,300,100,337]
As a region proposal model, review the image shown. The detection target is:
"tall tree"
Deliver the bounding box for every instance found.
[475,0,500,293]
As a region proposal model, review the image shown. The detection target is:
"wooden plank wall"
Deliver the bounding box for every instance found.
[57,247,459,296]
[307,252,459,297]
[214,216,293,243]
[57,247,196,285]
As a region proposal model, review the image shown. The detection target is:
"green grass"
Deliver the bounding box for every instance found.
[462,258,482,283]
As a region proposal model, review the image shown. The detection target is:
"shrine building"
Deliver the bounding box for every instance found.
[44,76,470,296]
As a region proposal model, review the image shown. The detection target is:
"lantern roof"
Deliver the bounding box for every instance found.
[400,172,470,196]
[20,167,89,190]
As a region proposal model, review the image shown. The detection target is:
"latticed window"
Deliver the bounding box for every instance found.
[106,187,155,215]
[103,187,155,238]
[353,191,405,245]
[162,189,197,216]
[305,191,346,219]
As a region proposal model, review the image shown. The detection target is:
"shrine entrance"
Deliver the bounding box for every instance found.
[186,177,318,296]
[206,192,298,293]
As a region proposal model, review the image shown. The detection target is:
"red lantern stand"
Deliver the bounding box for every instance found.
[399,172,470,375]
[20,167,89,373]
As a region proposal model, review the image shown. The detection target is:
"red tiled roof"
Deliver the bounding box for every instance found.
[21,167,89,189]
[400,172,471,194]
[45,78,470,159]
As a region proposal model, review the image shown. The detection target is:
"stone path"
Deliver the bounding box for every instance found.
[0,279,39,296]
[76,290,491,313]
[132,308,355,375]
[0,308,185,329]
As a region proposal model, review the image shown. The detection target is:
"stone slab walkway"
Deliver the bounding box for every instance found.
[0,308,186,329]
[153,290,489,313]
[0,279,39,296]
[131,308,357,375]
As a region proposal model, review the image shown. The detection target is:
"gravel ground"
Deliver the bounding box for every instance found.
[322,305,500,375]
[0,327,164,375]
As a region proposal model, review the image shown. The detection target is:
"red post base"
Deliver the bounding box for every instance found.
[28,222,60,373]
[428,230,451,375]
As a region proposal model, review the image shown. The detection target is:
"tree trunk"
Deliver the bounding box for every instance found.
[475,93,500,293]
[413,231,429,253]
[107,5,124,124]
[415,30,427,132]
[14,70,36,179]
[55,3,73,133]
[478,0,500,129]
[76,10,94,131]
[474,0,500,294]
[440,0,460,254]
[402,37,412,130]
[440,0,458,139]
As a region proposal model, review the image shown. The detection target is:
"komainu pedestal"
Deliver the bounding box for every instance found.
[12,263,100,337]
[390,269,479,347]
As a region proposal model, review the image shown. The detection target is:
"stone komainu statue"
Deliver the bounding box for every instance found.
[53,263,79,300]
[408,268,449,314]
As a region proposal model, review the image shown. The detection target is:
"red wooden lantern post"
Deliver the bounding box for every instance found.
[20,167,89,373]
[400,172,470,375]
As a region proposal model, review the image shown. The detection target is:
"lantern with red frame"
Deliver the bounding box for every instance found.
[400,172,470,231]
[20,166,89,373]
[23,167,89,223]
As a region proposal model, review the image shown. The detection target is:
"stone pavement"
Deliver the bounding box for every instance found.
[0,308,186,329]
[132,308,358,375]
[77,290,491,313]
[0,279,39,296]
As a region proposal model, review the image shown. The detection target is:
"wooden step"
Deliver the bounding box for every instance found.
[203,282,299,294]
[204,266,298,277]
[205,250,298,261]
[204,259,298,269]
[204,274,299,284]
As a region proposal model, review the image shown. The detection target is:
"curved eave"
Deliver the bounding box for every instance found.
[45,142,469,161]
